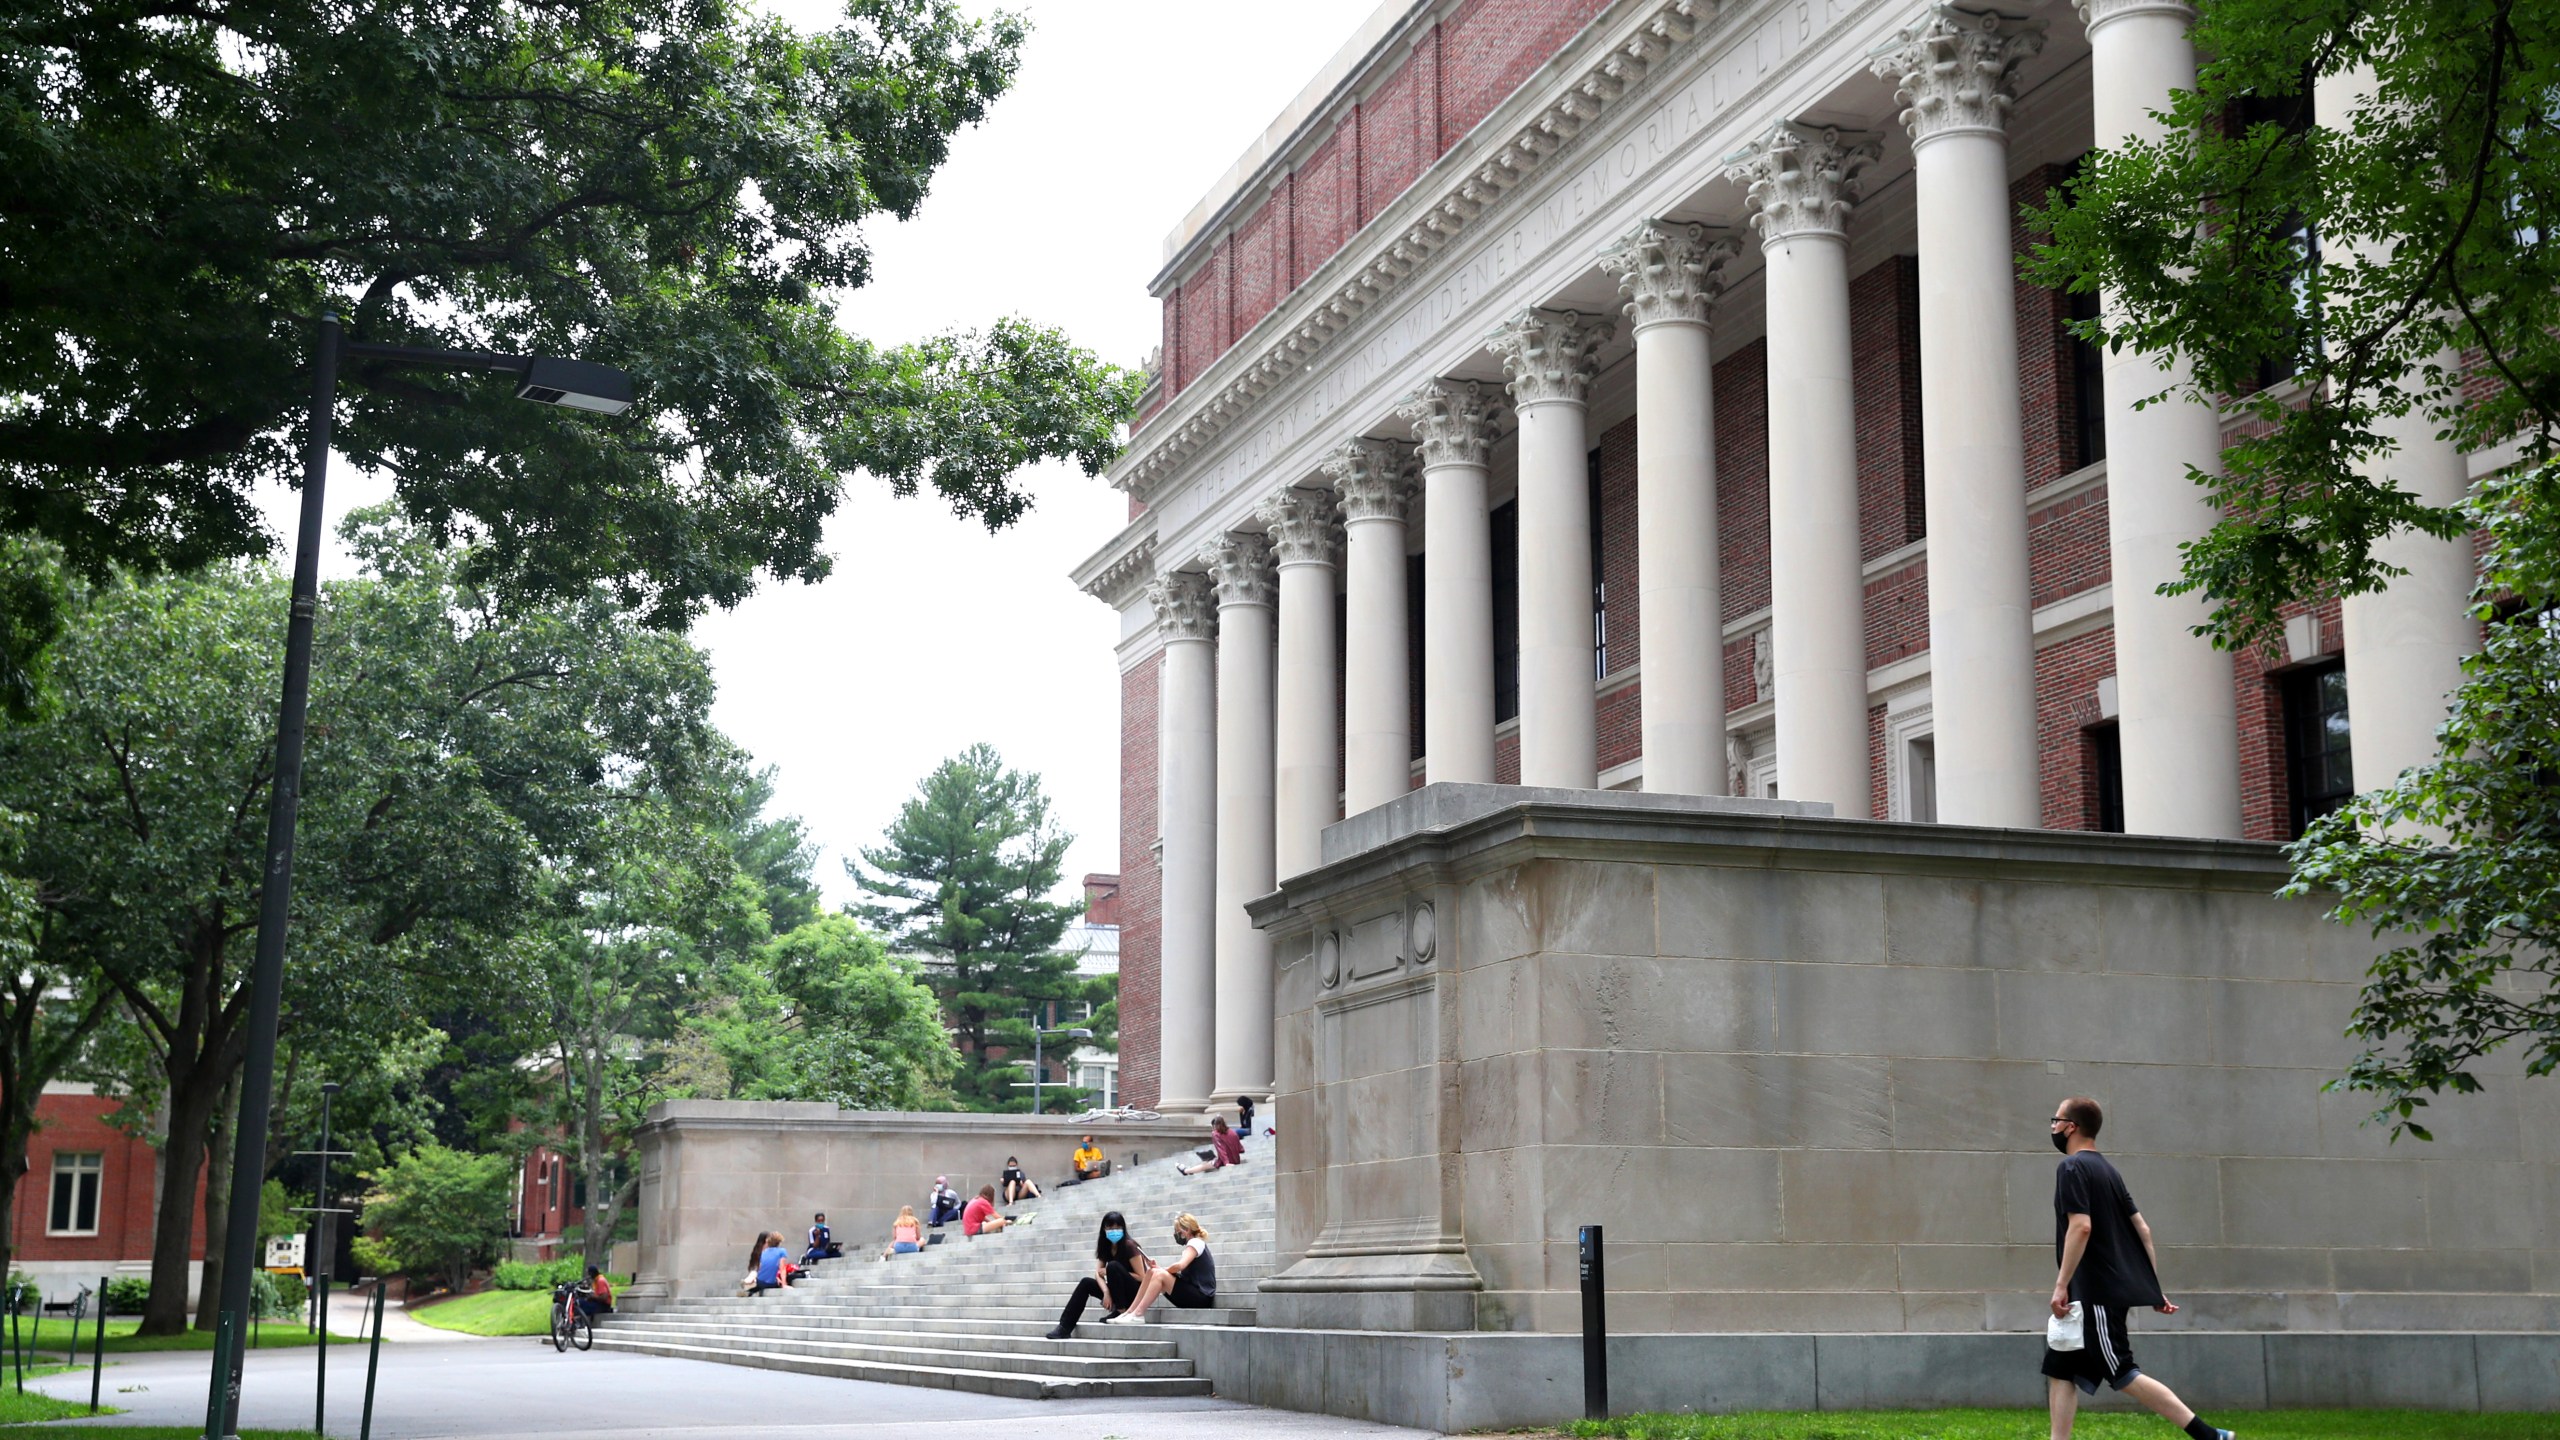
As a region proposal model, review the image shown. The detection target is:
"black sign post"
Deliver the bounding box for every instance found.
[1578,1223,1607,1420]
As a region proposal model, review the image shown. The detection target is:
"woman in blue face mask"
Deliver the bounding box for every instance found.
[1047,1208,1151,1339]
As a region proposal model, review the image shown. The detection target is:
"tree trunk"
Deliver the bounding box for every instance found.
[136,1084,219,1336]
[194,1074,237,1331]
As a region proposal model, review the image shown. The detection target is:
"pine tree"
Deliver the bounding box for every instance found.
[852,746,1085,1111]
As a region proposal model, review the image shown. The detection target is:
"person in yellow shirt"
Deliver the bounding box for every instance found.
[1071,1136,1106,1182]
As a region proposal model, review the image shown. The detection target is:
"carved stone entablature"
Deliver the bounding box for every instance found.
[1868,5,2047,145]
[1209,532,1278,608]
[1487,308,1616,408]
[1079,530,1160,609]
[1322,438,1419,524]
[1258,487,1343,568]
[1395,380,1505,471]
[1107,0,1723,501]
[1725,121,1883,244]
[1597,220,1738,331]
[2073,0,2194,29]
[1149,571,1219,641]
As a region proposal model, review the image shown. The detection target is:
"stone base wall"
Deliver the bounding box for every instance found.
[1165,1326,2560,1431]
[627,1103,1210,1303]
[1249,784,2552,1335]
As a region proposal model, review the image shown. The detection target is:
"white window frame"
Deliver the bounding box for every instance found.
[1883,697,1937,823]
[48,1151,103,1237]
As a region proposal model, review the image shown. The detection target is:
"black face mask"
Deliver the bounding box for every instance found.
[2050,1128,2071,1153]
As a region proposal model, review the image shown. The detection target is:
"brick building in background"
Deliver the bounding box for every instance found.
[1071,0,2486,1112]
[9,1084,207,1303]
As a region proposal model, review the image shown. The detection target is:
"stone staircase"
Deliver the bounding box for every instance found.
[593,1149,1274,1398]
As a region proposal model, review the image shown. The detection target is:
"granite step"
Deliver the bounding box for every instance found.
[585,1333,1215,1398]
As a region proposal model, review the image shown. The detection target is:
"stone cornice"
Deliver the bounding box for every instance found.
[1395,379,1505,470]
[1869,4,2046,145]
[1073,525,1160,608]
[1725,121,1881,243]
[1106,0,1721,500]
[1597,219,1738,330]
[1488,307,1616,408]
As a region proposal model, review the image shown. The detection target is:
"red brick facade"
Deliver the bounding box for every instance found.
[7,1089,206,1275]
[1117,656,1163,1109]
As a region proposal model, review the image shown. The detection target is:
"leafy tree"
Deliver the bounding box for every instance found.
[853,745,1081,1111]
[679,914,957,1109]
[0,807,117,1285]
[358,1143,513,1291]
[3,0,1141,622]
[0,539,66,722]
[2031,0,2560,1134]
[0,516,727,1331]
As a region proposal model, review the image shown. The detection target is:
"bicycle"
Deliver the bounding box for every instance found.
[548,1282,594,1352]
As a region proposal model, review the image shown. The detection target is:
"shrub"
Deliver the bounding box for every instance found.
[358,1144,511,1290]
[492,1257,590,1291]
[348,1234,399,1279]
[266,1271,309,1315]
[2,1272,37,1311]
[103,1277,149,1315]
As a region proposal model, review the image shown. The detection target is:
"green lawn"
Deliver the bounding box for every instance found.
[408,1277,630,1338]
[0,1317,353,1356]
[1567,1411,2560,1439]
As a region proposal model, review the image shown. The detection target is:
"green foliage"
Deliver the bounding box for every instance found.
[406,1286,561,1337]
[101,1278,150,1316]
[358,1144,513,1291]
[853,745,1084,1111]
[2,1270,35,1309]
[0,537,66,722]
[1,0,1139,622]
[346,1235,399,1281]
[676,914,959,1110]
[491,1257,592,1291]
[2285,466,2560,1137]
[264,1271,308,1318]
[2027,0,2560,651]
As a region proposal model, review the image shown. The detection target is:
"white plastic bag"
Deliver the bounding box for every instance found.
[2047,1301,2085,1351]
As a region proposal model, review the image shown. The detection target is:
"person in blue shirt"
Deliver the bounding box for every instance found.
[753,1231,798,1294]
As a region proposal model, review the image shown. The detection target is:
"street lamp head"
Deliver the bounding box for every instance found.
[515,355,634,415]
[321,1081,342,1096]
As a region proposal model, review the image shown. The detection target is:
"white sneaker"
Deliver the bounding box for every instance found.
[1102,1311,1145,1325]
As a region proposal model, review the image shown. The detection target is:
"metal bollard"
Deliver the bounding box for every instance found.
[89,1275,106,1414]
[358,1284,387,1440]
[1578,1224,1607,1421]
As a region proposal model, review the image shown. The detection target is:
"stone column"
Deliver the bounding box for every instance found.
[1487,308,1615,789]
[1397,380,1504,785]
[1325,438,1418,815]
[1871,6,2048,828]
[1599,221,1739,796]
[2080,0,2243,837]
[1261,487,1342,878]
[1210,534,1278,1107]
[1728,122,1881,816]
[2316,65,2479,791]
[1147,572,1218,1114]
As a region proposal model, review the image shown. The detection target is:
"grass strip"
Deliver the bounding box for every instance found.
[3,1317,355,1355]
[1567,1410,2560,1439]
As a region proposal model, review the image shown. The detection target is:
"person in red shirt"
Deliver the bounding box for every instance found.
[1179,1116,1244,1176]
[960,1184,1010,1237]
[575,1265,614,1318]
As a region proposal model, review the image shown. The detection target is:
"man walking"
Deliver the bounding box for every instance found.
[2044,1097,2233,1440]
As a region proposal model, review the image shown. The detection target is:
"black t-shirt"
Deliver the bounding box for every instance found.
[2053,1149,2164,1309]
[1002,1165,1026,1184]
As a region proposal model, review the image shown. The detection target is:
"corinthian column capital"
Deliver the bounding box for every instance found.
[1321,437,1418,523]
[1208,532,1277,608]
[1149,571,1219,641]
[1487,307,1615,408]
[1395,380,1504,470]
[1868,5,2047,145]
[1597,221,1739,331]
[1725,122,1883,244]
[1257,487,1342,567]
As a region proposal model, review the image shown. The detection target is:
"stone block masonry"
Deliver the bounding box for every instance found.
[1247,785,2550,1338]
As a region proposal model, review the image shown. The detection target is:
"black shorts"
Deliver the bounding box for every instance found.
[2041,1302,2142,1394]
[1169,1272,1216,1309]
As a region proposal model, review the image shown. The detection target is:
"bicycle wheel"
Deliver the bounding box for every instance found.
[569,1312,593,1351]
[549,1303,569,1352]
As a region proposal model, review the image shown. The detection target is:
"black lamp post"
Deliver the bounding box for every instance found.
[203,316,631,1440]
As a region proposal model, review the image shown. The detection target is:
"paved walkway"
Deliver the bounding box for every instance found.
[30,1336,1450,1440]
[316,1284,486,1344]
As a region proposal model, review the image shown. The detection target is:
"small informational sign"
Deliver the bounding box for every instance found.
[264,1234,305,1270]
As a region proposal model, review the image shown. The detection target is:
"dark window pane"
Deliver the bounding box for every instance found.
[2091,722,2125,833]
[2282,660,2355,837]
[1491,499,1520,724]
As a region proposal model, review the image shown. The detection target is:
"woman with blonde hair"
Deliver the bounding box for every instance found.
[882,1205,924,1259]
[1105,1213,1216,1323]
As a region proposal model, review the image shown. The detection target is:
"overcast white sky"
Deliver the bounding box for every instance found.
[261,1,1385,907]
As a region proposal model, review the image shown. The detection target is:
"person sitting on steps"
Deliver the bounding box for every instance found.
[1001,1155,1041,1205]
[1105,1213,1217,1324]
[1070,1135,1107,1183]
[576,1265,614,1318]
[926,1175,962,1228]
[1046,1209,1151,1339]
[805,1211,843,1263]
[1179,1115,1244,1175]
[960,1183,1011,1237]
[880,1205,923,1259]
[753,1231,799,1294]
